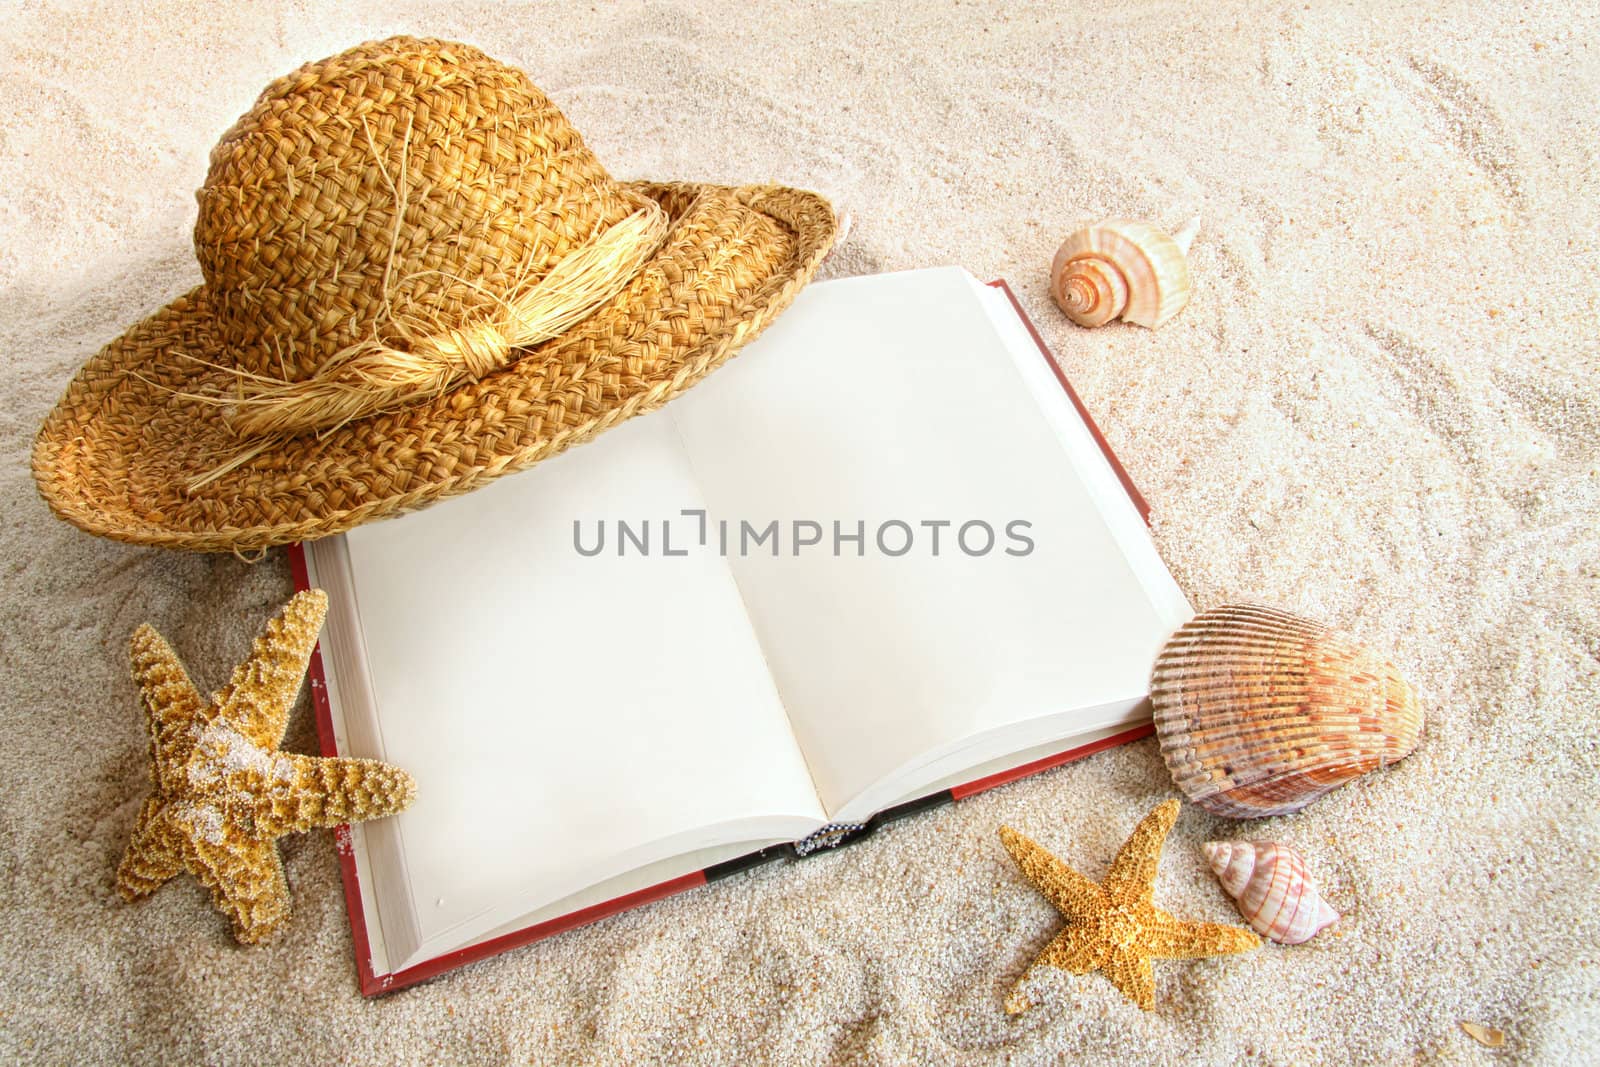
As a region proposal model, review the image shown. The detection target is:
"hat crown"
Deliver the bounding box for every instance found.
[194,37,642,382]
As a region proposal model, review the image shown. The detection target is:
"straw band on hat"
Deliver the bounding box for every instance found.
[32,37,837,551]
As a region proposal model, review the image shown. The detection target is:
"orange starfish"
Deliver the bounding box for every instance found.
[117,589,415,943]
[999,799,1259,1012]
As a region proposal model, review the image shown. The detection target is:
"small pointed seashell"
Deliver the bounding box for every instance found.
[834,208,855,247]
[1049,218,1195,328]
[1151,604,1423,818]
[1459,1021,1506,1048]
[1203,841,1338,944]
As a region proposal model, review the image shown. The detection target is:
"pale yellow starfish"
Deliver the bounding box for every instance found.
[117,589,415,943]
[999,799,1260,1012]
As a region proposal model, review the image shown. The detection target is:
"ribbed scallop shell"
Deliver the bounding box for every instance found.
[1203,841,1338,944]
[1152,604,1422,818]
[1049,218,1194,328]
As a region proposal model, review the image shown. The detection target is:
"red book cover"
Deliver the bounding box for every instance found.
[290,277,1156,995]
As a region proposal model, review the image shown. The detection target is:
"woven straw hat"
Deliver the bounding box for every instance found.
[33,37,837,551]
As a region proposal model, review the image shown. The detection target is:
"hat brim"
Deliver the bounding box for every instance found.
[32,182,837,551]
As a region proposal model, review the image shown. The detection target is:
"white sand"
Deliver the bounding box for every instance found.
[3,2,1597,1062]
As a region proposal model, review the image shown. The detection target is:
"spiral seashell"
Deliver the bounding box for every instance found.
[1203,841,1338,944]
[1049,217,1197,328]
[1151,604,1423,818]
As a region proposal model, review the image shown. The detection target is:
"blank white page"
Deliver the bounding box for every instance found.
[669,267,1189,816]
[341,414,823,956]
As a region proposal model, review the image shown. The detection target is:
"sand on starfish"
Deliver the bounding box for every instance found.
[117,589,417,944]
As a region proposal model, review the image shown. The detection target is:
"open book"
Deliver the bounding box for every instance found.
[295,267,1192,993]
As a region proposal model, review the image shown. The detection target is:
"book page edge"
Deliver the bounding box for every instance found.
[977,276,1193,629]
[293,542,394,989]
